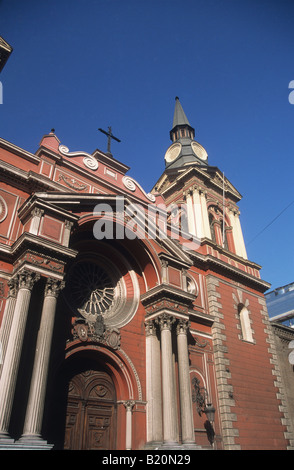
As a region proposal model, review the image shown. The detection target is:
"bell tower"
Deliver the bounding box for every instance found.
[153,97,247,259]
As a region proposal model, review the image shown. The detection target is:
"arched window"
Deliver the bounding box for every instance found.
[238,304,254,343]
[209,213,216,243]
[208,205,233,252]
[208,206,226,247]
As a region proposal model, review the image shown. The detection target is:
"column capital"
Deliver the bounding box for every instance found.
[17,270,40,291]
[145,319,157,336]
[124,400,135,412]
[176,318,190,335]
[31,207,44,218]
[156,313,175,331]
[7,277,18,298]
[44,278,65,298]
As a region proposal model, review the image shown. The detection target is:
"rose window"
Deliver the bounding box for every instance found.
[65,254,140,329]
[67,262,117,323]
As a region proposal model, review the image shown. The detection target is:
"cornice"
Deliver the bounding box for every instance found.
[18,194,80,224]
[201,237,262,270]
[23,192,194,266]
[158,251,191,270]
[0,232,78,262]
[188,249,270,292]
[0,159,72,193]
[154,165,242,203]
[141,283,195,307]
[0,138,40,164]
[271,322,294,342]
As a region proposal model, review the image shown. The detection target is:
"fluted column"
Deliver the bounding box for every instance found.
[199,190,211,239]
[20,278,64,442]
[145,319,162,444]
[0,270,40,439]
[0,278,17,377]
[192,188,203,239]
[176,319,195,444]
[157,314,177,444]
[185,191,196,236]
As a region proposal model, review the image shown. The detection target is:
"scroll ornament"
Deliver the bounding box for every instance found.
[59,144,99,171]
[122,176,156,202]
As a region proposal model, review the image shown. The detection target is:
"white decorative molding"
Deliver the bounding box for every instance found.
[0,195,8,223]
[59,144,98,171]
[122,176,156,202]
[57,173,88,191]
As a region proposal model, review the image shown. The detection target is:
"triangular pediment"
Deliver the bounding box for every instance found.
[152,164,242,202]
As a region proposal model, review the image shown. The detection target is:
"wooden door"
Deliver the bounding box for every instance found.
[64,368,116,450]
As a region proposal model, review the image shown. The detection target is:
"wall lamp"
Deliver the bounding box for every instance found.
[191,377,215,421]
[192,377,216,444]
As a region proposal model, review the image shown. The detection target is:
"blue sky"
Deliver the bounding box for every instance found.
[0,0,293,291]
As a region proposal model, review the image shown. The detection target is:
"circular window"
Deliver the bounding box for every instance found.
[69,262,116,319]
[65,253,139,329]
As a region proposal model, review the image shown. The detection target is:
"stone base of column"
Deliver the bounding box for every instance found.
[144,440,165,450]
[182,442,204,450]
[146,440,204,450]
[0,435,15,448]
[0,435,54,450]
[16,434,54,450]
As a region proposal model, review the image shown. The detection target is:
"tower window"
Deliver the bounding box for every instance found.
[238,304,254,343]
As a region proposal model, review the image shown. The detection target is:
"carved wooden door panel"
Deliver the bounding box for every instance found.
[64,368,116,450]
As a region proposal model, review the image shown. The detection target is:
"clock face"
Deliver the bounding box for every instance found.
[191,141,208,161]
[164,142,182,163]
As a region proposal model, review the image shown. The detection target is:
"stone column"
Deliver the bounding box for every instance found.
[176,319,195,445]
[20,278,64,443]
[145,319,162,444]
[157,314,178,444]
[185,191,196,236]
[0,278,17,377]
[124,400,135,450]
[199,190,211,239]
[0,270,40,440]
[192,188,203,239]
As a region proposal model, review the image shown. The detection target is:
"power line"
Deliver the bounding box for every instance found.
[247,199,294,246]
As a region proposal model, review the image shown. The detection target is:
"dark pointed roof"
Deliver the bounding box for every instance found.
[164,97,208,169]
[173,96,191,127]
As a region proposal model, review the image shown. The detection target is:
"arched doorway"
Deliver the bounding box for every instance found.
[63,357,117,450]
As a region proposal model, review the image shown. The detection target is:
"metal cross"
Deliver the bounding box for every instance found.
[98,126,121,155]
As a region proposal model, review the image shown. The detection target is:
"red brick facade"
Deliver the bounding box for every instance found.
[0,123,292,450]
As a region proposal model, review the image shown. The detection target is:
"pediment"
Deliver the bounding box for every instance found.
[153,164,242,202]
[28,192,194,266]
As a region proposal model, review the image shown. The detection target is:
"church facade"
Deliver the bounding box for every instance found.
[0,98,293,450]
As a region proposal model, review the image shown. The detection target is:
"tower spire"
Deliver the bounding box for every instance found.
[164,97,208,168]
[173,96,191,128]
[170,96,195,142]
